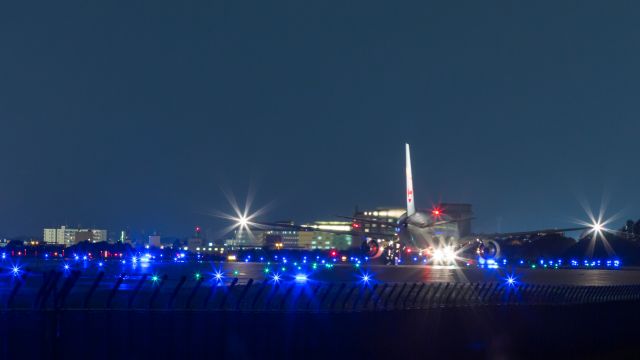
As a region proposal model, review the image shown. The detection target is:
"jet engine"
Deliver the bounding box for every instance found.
[361,239,384,259]
[477,239,501,260]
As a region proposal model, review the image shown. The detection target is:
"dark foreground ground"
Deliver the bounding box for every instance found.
[1,301,639,359]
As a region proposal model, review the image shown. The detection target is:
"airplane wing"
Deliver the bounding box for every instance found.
[470,226,590,240]
[335,216,399,228]
[336,215,475,229]
[248,220,396,238]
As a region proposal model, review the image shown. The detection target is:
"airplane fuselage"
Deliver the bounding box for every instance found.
[398,211,460,251]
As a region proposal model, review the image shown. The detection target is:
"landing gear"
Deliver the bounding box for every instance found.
[384,242,402,265]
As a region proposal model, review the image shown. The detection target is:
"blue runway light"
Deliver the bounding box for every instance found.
[360,272,372,284]
[294,273,308,282]
[83,256,87,261]
[63,264,70,270]
[11,266,20,277]
[214,271,224,282]
[98,262,104,267]
[505,275,516,286]
[271,273,281,283]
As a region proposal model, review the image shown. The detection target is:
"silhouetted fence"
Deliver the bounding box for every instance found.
[2,270,640,312]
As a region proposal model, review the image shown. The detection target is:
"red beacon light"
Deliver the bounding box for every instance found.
[432,208,442,217]
[352,222,361,229]
[330,250,337,257]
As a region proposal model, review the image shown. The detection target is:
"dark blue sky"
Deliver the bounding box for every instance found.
[1,1,639,238]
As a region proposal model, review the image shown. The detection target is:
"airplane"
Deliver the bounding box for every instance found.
[233,143,592,264]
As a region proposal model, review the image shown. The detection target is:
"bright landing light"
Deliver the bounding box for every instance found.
[237,216,249,227]
[591,222,603,233]
[432,246,457,264]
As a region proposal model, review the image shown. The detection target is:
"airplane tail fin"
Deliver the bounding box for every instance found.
[405,143,416,216]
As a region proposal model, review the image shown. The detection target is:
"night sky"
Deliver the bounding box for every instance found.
[1,1,639,239]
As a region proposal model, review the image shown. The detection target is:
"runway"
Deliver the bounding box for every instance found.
[3,259,640,292]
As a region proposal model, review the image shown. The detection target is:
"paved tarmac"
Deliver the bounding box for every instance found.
[2,259,640,294]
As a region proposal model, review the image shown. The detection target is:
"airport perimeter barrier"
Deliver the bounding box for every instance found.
[2,270,640,312]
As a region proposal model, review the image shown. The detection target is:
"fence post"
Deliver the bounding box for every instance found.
[235,278,254,311]
[106,273,126,309]
[459,283,475,304]
[351,285,366,311]
[425,283,441,308]
[39,271,62,309]
[34,270,54,309]
[218,277,238,310]
[411,283,426,309]
[251,281,269,310]
[403,283,418,309]
[304,283,323,310]
[263,282,280,310]
[84,271,104,309]
[373,284,387,310]
[329,283,347,311]
[383,284,398,310]
[55,270,81,309]
[342,284,357,311]
[128,274,148,309]
[203,278,222,309]
[393,283,408,310]
[279,283,295,311]
[364,284,379,310]
[444,283,460,305]
[149,274,168,309]
[7,273,28,309]
[185,276,205,310]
